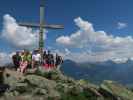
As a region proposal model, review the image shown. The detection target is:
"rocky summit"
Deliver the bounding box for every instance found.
[0,67,133,100]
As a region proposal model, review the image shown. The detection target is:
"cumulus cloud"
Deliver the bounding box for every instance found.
[117,22,127,29]
[0,52,12,66]
[1,14,46,49]
[56,17,133,63]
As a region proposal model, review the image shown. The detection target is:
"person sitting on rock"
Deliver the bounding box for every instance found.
[12,51,21,70]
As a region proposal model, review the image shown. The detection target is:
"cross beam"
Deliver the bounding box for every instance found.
[18,22,64,29]
[18,0,64,64]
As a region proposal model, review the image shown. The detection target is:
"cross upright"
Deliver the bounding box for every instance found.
[18,0,64,64]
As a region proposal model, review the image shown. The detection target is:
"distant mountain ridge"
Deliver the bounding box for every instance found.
[61,59,133,86]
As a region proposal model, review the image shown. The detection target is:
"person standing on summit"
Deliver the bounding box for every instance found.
[55,54,63,70]
[32,50,41,68]
[12,51,21,70]
[19,50,29,74]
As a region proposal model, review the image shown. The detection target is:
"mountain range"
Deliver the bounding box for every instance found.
[61,59,133,86]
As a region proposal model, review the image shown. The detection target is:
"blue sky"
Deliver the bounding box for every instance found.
[0,0,133,63]
[1,0,131,34]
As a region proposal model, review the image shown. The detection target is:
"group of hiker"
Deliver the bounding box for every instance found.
[12,49,63,74]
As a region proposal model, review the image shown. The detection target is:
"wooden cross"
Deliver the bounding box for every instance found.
[18,0,64,64]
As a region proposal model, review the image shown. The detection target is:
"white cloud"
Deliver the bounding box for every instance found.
[0,52,12,66]
[61,50,130,63]
[117,22,127,29]
[65,48,71,55]
[1,14,46,49]
[111,58,128,64]
[56,17,133,63]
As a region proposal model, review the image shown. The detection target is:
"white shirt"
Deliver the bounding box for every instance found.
[32,53,41,61]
